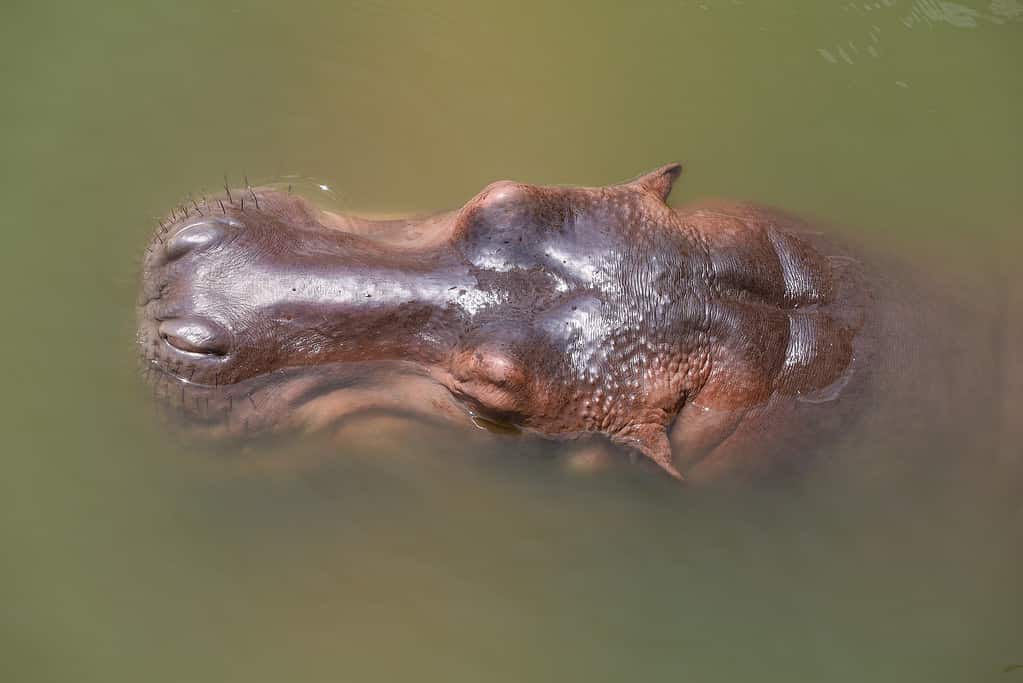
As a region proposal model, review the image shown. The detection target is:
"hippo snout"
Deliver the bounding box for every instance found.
[137,197,265,388]
[146,221,238,357]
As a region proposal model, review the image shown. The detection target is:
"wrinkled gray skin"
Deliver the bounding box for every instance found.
[138,165,883,482]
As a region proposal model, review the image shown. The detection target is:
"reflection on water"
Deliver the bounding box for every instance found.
[816,0,1023,66]
[904,0,1023,28]
[1,1,1021,681]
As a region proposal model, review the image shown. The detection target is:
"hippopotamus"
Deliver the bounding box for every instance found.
[138,164,888,482]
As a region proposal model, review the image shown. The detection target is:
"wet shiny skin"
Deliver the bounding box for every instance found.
[138,165,872,481]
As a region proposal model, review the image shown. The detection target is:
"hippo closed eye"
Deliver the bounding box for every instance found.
[137,165,877,482]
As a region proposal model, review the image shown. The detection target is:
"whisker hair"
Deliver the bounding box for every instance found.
[245,175,260,210]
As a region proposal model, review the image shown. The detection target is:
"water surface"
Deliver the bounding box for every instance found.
[1,1,1021,681]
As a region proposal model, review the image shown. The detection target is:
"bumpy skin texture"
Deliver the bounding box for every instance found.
[137,165,873,481]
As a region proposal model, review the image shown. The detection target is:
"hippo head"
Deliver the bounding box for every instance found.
[138,166,863,481]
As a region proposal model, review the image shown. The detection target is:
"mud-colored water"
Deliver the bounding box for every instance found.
[1,2,1021,681]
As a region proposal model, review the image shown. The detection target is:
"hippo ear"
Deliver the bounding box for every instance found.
[615,424,685,481]
[626,163,683,202]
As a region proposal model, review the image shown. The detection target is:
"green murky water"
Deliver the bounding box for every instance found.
[2,1,1021,681]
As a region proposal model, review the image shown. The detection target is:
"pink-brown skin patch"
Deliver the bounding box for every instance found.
[137,165,874,483]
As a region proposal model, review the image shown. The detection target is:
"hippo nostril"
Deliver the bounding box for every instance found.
[164,219,239,261]
[158,318,230,356]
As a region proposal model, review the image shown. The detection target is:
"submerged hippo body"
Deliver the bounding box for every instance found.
[138,165,885,482]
